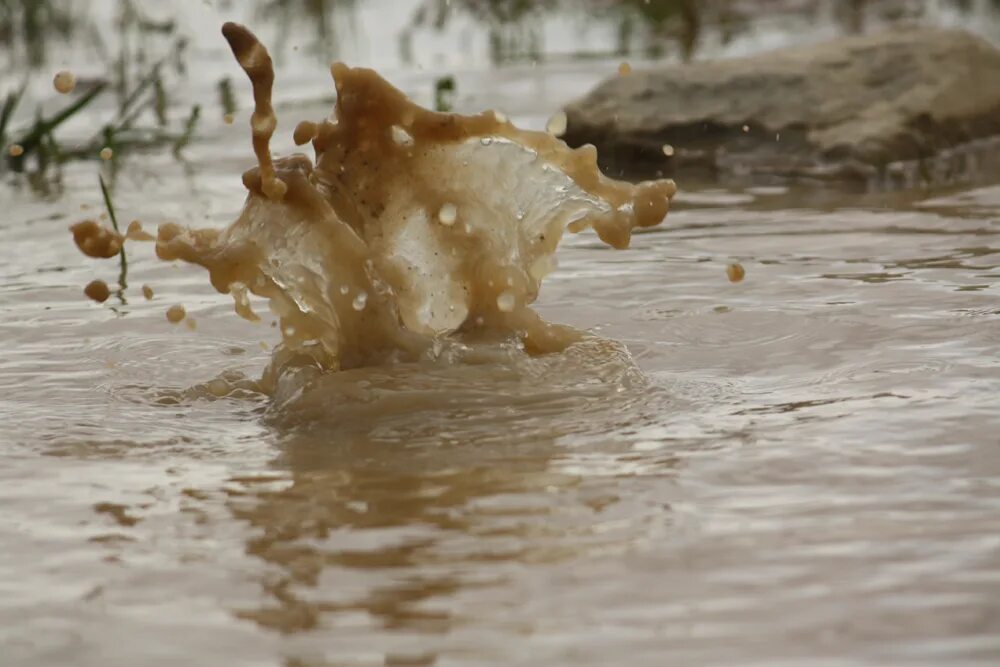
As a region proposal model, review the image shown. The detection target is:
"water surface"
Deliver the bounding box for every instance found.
[2,1,1000,665]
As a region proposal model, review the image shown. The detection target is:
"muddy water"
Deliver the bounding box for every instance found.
[4,3,1000,667]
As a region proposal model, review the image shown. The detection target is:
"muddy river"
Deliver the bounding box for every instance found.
[1,2,999,665]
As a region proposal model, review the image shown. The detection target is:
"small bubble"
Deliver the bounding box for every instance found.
[339,284,350,295]
[496,291,516,312]
[166,304,186,323]
[53,70,76,94]
[480,137,494,146]
[390,124,414,147]
[100,147,113,161]
[437,202,457,226]
[726,263,746,283]
[742,125,750,133]
[8,144,24,157]
[475,316,485,326]
[545,111,567,137]
[282,324,296,337]
[352,291,368,311]
[662,144,674,157]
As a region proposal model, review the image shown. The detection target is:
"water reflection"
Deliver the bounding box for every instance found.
[223,339,683,644]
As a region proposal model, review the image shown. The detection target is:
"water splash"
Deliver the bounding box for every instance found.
[90,23,677,389]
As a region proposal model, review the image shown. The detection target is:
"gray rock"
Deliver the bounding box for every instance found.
[563,28,1000,185]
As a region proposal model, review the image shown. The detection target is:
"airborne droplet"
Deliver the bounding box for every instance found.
[53,70,76,94]
[727,263,746,283]
[166,304,186,323]
[84,279,110,303]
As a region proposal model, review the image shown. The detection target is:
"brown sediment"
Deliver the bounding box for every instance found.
[152,22,677,378]
[221,22,286,201]
[71,220,123,259]
[142,284,154,300]
[84,279,111,303]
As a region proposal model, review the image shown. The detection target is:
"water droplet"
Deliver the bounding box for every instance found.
[437,202,457,226]
[53,70,76,94]
[84,279,110,303]
[166,304,186,323]
[352,291,368,311]
[726,263,746,283]
[496,291,516,312]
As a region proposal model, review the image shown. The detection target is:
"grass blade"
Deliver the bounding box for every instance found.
[98,173,128,292]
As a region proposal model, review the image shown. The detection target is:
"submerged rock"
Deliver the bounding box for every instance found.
[564,28,1000,186]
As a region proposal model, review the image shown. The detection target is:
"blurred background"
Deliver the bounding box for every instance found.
[3,0,1000,191]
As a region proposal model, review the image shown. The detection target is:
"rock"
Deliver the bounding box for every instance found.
[563,28,1000,186]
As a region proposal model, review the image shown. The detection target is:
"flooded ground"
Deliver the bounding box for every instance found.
[2,1,1000,666]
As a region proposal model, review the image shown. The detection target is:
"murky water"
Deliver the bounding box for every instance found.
[3,2,1000,666]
